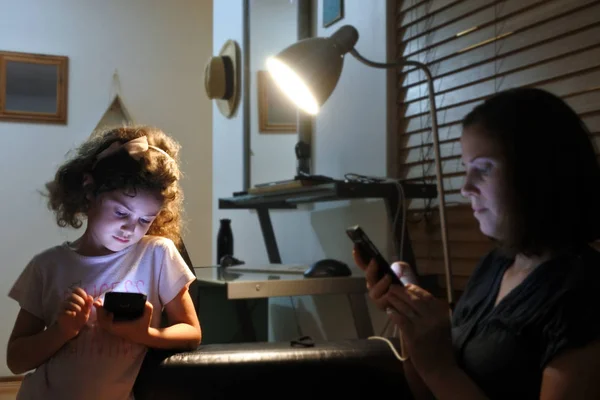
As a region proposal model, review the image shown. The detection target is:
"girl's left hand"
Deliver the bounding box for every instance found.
[94,299,153,344]
[386,283,456,377]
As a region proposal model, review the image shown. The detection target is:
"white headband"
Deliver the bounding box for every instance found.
[93,136,173,168]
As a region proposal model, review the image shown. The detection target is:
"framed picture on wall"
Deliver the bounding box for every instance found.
[323,0,344,28]
[257,70,296,133]
[0,50,68,124]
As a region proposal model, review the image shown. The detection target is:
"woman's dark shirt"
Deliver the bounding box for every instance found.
[451,244,600,399]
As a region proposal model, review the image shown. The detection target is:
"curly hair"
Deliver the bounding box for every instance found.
[44,125,184,248]
[462,88,600,257]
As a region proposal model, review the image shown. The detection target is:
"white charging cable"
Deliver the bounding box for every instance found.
[368,334,409,362]
[367,307,409,362]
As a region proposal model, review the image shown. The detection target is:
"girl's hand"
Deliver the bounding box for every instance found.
[94,299,153,345]
[57,287,93,339]
[386,283,456,377]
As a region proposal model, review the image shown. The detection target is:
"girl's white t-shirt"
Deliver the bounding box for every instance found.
[8,235,196,400]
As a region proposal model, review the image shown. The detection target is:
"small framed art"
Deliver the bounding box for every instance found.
[257,70,296,133]
[323,0,344,28]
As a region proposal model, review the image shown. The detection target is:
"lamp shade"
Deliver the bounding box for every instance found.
[266,25,359,115]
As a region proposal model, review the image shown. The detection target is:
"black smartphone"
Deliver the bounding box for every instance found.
[346,225,403,285]
[103,292,147,322]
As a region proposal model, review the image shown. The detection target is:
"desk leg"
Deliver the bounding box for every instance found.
[257,208,282,263]
[196,283,268,344]
[347,293,374,338]
[234,300,256,341]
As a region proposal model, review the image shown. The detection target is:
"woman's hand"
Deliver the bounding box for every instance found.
[352,245,456,376]
[386,283,456,377]
[352,244,418,309]
[94,299,153,345]
[57,287,93,340]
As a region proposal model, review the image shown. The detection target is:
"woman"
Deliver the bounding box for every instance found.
[355,88,600,399]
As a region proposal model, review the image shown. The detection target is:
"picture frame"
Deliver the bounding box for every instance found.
[257,70,296,133]
[0,50,68,124]
[323,0,344,28]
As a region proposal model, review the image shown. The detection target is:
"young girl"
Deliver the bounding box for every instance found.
[7,126,201,400]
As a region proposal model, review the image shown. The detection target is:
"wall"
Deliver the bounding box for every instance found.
[0,0,213,376]
[213,0,391,341]
[249,0,298,186]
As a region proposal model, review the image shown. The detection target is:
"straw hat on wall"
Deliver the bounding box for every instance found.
[204,39,241,119]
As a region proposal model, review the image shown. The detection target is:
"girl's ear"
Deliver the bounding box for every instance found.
[83,173,95,201]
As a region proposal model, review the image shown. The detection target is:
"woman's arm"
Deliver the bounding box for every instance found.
[7,309,71,374]
[385,283,491,400]
[403,357,436,400]
[417,362,490,400]
[420,338,600,399]
[540,339,600,399]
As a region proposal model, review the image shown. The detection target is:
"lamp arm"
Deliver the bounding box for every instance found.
[350,48,455,310]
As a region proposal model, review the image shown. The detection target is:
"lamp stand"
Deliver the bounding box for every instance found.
[295,0,313,178]
[350,49,455,310]
[295,138,311,176]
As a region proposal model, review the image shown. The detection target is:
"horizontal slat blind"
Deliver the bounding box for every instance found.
[394,0,600,290]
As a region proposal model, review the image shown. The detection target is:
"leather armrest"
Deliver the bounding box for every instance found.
[134,338,413,399]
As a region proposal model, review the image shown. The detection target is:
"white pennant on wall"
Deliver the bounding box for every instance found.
[92,70,134,136]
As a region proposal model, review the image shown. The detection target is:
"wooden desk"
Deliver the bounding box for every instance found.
[210,179,437,343]
[193,266,374,341]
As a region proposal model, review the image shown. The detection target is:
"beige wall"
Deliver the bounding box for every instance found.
[0,0,213,376]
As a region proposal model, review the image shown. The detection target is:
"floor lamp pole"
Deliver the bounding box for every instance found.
[350,49,455,310]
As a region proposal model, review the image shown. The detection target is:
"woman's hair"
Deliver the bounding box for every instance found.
[463,87,600,257]
[44,125,184,247]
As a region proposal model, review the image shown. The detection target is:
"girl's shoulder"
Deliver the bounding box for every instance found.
[139,235,176,250]
[137,235,181,259]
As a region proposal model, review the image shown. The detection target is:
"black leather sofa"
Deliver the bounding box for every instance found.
[133,337,412,399]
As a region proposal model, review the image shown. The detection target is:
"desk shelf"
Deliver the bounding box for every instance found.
[218,180,437,278]
[219,180,436,209]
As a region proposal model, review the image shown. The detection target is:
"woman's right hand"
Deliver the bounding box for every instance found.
[352,244,419,310]
[57,287,93,339]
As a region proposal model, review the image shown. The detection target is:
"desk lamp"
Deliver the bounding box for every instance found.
[266,24,454,308]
